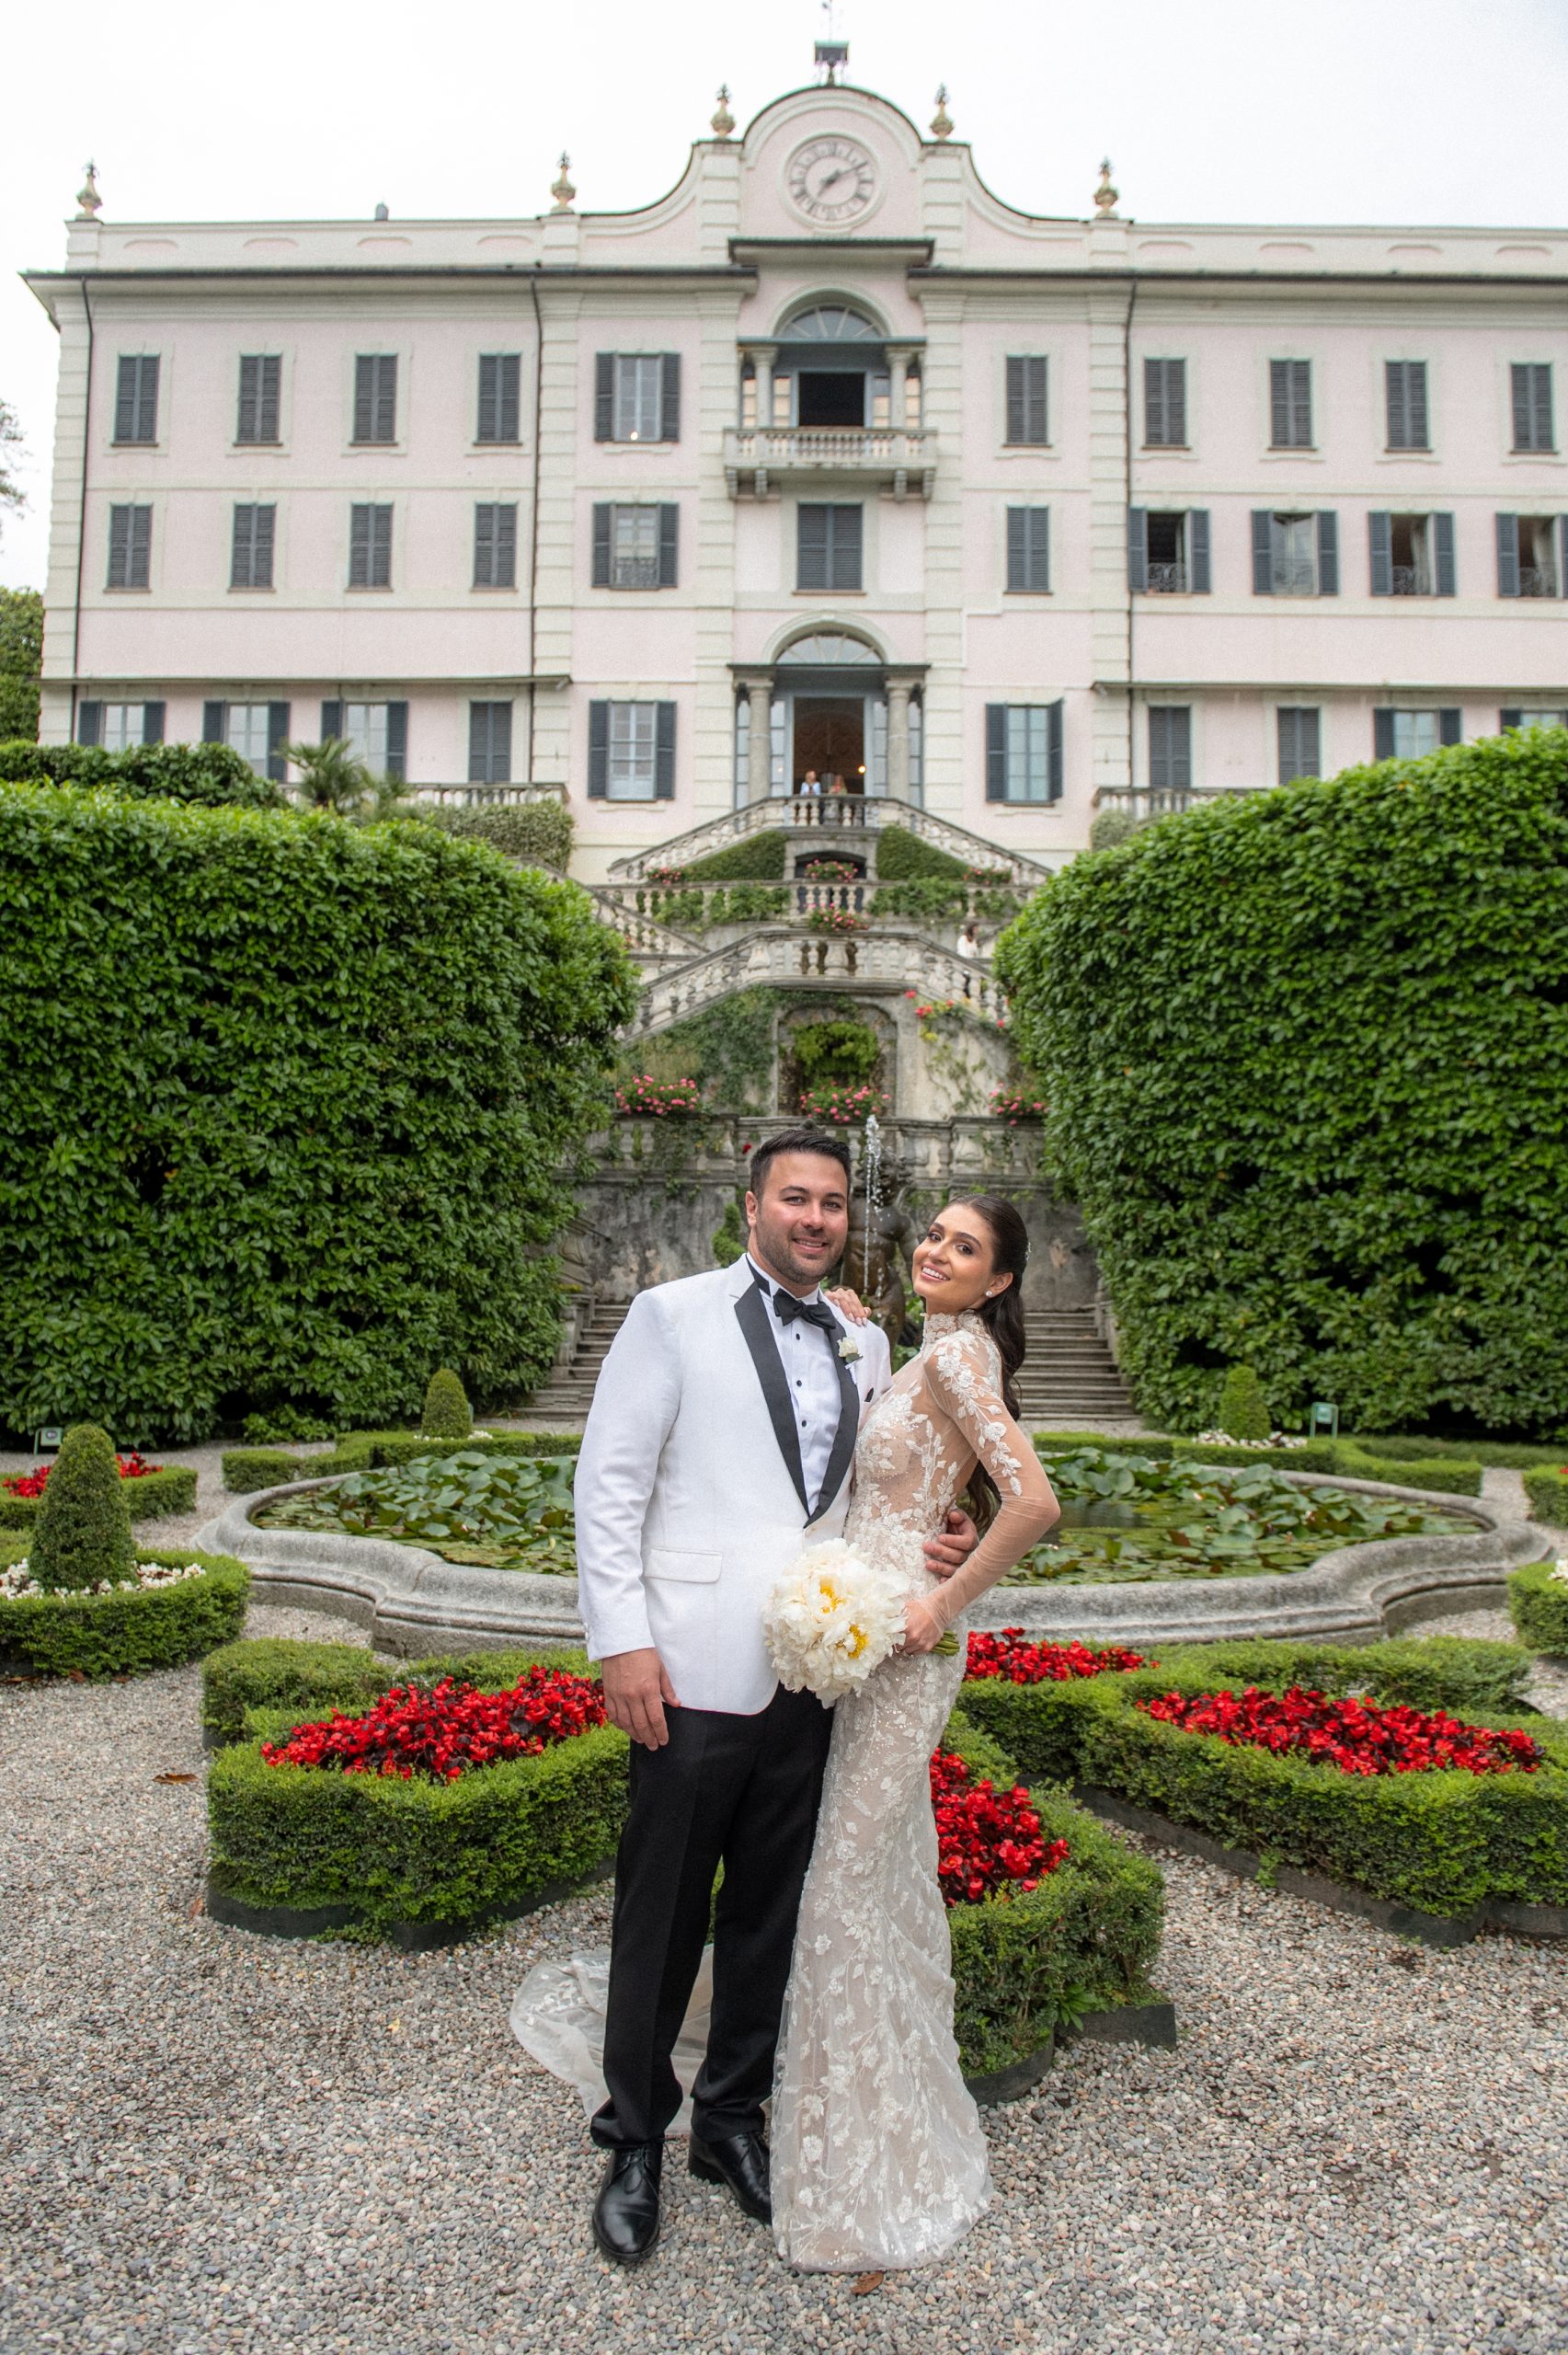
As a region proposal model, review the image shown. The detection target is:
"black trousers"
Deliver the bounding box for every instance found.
[591,1683,833,2151]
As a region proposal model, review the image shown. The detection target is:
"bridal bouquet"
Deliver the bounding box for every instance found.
[763,1539,956,1706]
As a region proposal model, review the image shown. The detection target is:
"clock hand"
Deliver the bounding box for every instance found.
[816,167,847,193]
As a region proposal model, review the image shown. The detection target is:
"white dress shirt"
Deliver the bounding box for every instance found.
[744,1254,846,1508]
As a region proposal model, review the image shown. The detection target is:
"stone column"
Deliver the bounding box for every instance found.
[886,679,912,801]
[740,673,773,803]
[885,345,915,431]
[744,344,778,428]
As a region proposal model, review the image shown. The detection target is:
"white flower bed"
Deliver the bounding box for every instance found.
[1551,1559,1568,1587]
[0,1559,206,1603]
[1192,1430,1310,1451]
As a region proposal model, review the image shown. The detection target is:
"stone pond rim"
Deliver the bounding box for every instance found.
[199,1471,1540,1659]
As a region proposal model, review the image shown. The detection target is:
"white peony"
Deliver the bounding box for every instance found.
[763,1540,915,1706]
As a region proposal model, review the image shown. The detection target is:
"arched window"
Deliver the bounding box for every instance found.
[776,631,880,666]
[781,304,881,343]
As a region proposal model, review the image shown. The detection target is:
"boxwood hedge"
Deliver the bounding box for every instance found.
[996,729,1568,1438]
[0,1461,196,1529]
[0,1548,248,1678]
[200,1636,593,1748]
[0,738,285,809]
[1524,1467,1568,1525]
[0,787,635,1441]
[1034,1431,1482,1493]
[1508,1561,1568,1657]
[220,1429,582,1492]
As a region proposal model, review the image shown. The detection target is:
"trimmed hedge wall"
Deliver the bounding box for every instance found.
[1034,1430,1482,1494]
[682,830,787,882]
[0,1461,196,1529]
[0,787,635,1440]
[996,729,1568,1439]
[1524,1467,1568,1525]
[0,739,285,809]
[874,825,970,882]
[1508,1561,1568,1657]
[201,1637,593,1747]
[0,1549,248,1678]
[417,800,574,873]
[220,1428,583,1493]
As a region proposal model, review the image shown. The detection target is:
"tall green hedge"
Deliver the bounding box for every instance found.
[0,787,635,1439]
[417,799,573,872]
[682,829,787,881]
[996,730,1568,1436]
[0,739,285,809]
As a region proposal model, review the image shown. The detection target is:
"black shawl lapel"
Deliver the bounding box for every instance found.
[734,1278,811,1518]
[808,1338,860,1526]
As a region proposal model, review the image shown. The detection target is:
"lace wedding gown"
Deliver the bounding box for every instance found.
[770,1310,1060,2272]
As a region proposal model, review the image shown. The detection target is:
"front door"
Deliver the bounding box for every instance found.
[791,695,865,796]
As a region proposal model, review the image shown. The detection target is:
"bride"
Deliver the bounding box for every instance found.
[771,1192,1059,2270]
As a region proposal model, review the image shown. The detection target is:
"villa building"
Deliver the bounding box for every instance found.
[25,63,1568,878]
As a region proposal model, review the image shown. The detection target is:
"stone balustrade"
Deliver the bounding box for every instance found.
[405,781,568,809]
[608,796,1049,887]
[722,424,937,500]
[589,1109,1042,1185]
[623,921,1008,1039]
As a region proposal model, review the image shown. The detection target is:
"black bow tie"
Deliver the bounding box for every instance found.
[771,1288,840,1337]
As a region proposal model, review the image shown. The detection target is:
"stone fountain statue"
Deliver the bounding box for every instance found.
[842,1126,919,1348]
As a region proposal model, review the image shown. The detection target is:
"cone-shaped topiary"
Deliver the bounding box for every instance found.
[1217,1364,1271,1442]
[711,1199,745,1267]
[420,1368,472,1440]
[29,1422,137,1592]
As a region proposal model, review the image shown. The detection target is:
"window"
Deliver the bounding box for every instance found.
[797,503,863,592]
[353,355,398,444]
[76,700,164,750]
[588,698,676,799]
[595,353,681,443]
[468,702,512,785]
[1144,357,1186,447]
[1251,511,1338,596]
[320,698,408,780]
[1269,360,1312,449]
[1005,507,1050,593]
[349,503,393,589]
[1501,706,1568,730]
[476,354,521,443]
[1128,508,1210,594]
[1369,511,1455,596]
[1004,356,1048,445]
[114,355,159,444]
[591,503,678,590]
[1385,361,1429,451]
[203,698,290,781]
[984,702,1063,804]
[107,504,152,590]
[1373,707,1461,760]
[1511,363,1554,453]
[474,502,518,590]
[1496,513,1564,598]
[1148,706,1192,798]
[236,355,281,444]
[230,503,275,591]
[1277,707,1321,784]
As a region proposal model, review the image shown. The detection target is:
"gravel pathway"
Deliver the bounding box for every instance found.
[3,1601,1566,2355]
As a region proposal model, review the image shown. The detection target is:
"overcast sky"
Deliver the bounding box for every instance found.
[5,0,1567,591]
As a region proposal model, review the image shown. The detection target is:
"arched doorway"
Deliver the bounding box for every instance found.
[776,629,882,798]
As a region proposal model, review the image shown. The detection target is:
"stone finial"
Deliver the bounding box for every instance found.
[1093,158,1119,217]
[551,153,576,213]
[75,161,102,219]
[930,86,953,142]
[711,85,735,139]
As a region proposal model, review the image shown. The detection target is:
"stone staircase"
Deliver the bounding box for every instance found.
[522,1300,633,1417]
[1015,1308,1137,1428]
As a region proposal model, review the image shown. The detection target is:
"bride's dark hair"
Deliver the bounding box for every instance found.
[941,1194,1030,1531]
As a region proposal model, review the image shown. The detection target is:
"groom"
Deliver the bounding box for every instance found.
[574,1128,977,2263]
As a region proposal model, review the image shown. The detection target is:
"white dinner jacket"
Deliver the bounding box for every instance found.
[574,1256,894,1714]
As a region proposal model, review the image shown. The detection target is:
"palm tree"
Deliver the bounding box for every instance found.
[282,737,373,816]
[360,771,416,824]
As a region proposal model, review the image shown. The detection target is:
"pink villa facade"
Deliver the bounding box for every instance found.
[25,76,1568,879]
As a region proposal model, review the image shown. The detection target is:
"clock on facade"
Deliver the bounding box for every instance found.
[785,136,878,226]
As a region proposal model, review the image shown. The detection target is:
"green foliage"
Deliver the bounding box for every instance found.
[0,590,42,742]
[711,1198,745,1267]
[1088,809,1146,853]
[0,1459,195,1530]
[1218,1364,1271,1442]
[617,984,778,1111]
[242,1407,335,1443]
[0,1548,248,1678]
[870,878,1022,926]
[996,730,1568,1438]
[1524,1467,1568,1525]
[1333,1445,1482,1498]
[222,1448,308,1495]
[792,1019,882,1089]
[0,787,636,1439]
[420,1368,472,1439]
[219,1428,586,1492]
[29,1423,135,1591]
[874,824,969,881]
[0,738,285,808]
[1036,1427,1482,1491]
[1508,1560,1568,1656]
[200,1635,592,1747]
[1355,1432,1567,1470]
[416,798,574,872]
[682,830,787,881]
[256,1449,578,1575]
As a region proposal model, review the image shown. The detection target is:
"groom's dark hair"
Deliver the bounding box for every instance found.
[748,1127,852,1200]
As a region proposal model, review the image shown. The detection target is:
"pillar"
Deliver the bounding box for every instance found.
[744,675,773,803]
[886,680,911,801]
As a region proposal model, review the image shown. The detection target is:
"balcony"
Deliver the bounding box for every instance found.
[722,425,936,501]
[1147,561,1189,593]
[1520,565,1560,598]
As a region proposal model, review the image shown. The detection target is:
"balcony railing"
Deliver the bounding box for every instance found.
[1519,565,1560,598]
[1390,565,1431,596]
[404,780,567,808]
[1271,559,1317,595]
[1146,561,1189,593]
[611,557,661,590]
[723,425,936,500]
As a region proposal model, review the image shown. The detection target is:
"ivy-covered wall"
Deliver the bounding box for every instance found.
[995,729,1568,1437]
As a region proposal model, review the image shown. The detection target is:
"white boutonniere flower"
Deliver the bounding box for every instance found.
[837,1336,863,1364]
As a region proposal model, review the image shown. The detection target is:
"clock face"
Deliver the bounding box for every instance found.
[786,136,877,226]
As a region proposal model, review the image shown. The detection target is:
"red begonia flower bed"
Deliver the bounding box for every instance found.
[261,1668,607,1783]
[2,1451,161,1500]
[965,1626,1150,1685]
[1136,1685,1543,1777]
[930,1749,1069,1906]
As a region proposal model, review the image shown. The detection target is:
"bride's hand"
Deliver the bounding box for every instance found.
[825,1285,871,1325]
[898,1595,945,1655]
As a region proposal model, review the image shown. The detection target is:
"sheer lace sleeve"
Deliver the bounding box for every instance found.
[919,1328,1059,1632]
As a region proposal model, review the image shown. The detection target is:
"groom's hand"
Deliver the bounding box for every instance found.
[923,1507,979,1580]
[601,1648,681,1750]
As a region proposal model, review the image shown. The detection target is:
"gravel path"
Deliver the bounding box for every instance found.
[3,1600,1566,2355]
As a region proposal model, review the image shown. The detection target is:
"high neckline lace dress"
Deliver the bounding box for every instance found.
[770,1309,1060,2273]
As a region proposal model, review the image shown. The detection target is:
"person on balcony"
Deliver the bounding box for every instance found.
[794,768,823,825]
[955,918,983,961]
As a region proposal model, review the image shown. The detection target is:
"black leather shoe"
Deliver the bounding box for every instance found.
[689,2128,771,2223]
[592,2142,662,2264]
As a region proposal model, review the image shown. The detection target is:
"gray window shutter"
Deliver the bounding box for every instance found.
[498,354,521,442]
[237,355,258,442]
[985,704,1007,800]
[384,702,407,780]
[1316,511,1338,595]
[1270,360,1291,447]
[1005,357,1026,444]
[376,356,396,442]
[320,700,342,741]
[477,354,497,441]
[1385,361,1406,450]
[798,504,829,592]
[1407,362,1428,450]
[1538,366,1555,450]
[655,701,677,797]
[1434,511,1456,597]
[1501,708,1523,731]
[267,703,290,782]
[468,702,489,783]
[254,504,275,588]
[835,503,863,590]
[130,507,151,587]
[259,355,280,442]
[1252,511,1274,595]
[591,504,612,588]
[1033,507,1050,592]
[1372,708,1395,760]
[1438,707,1461,747]
[350,504,370,587]
[77,701,102,746]
[372,506,392,588]
[202,701,225,743]
[354,356,373,442]
[1561,515,1568,598]
[1165,359,1186,446]
[1127,507,1149,593]
[659,353,681,442]
[1006,507,1027,592]
[1143,358,1165,445]
[1512,364,1535,450]
[588,700,610,796]
[1369,512,1392,595]
[142,701,166,745]
[1496,513,1520,597]
[490,701,512,783]
[115,357,137,442]
[594,355,614,441]
[658,503,679,587]
[109,505,131,587]
[1047,699,1063,803]
[1189,510,1211,594]
[475,503,494,587]
[494,503,517,589]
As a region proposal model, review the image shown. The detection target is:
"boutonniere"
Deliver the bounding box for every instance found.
[837,1336,863,1364]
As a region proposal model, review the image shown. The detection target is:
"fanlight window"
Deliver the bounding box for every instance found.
[781,305,880,343]
[777,631,880,665]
